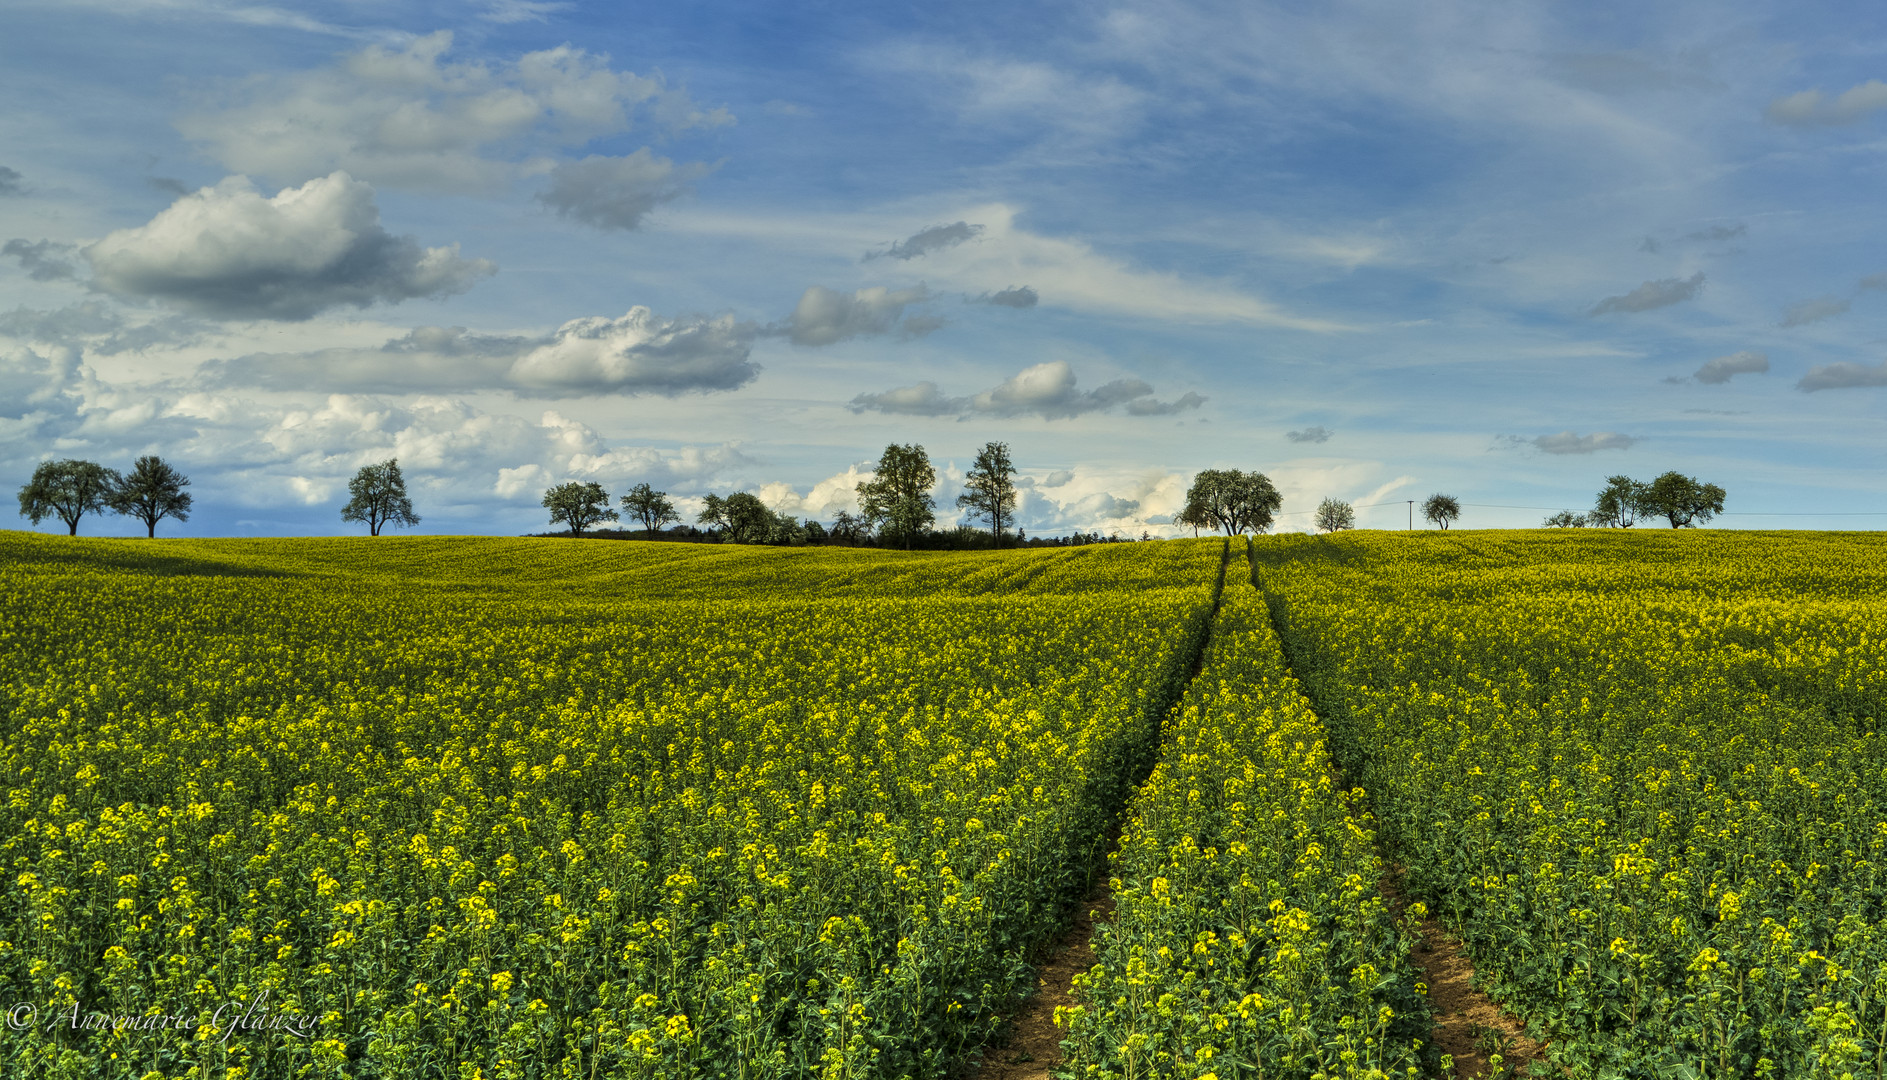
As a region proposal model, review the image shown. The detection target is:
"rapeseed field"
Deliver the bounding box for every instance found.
[13,528,1887,1080]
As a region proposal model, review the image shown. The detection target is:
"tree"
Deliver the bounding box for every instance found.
[1314,498,1355,533]
[17,459,119,536]
[620,483,680,535]
[697,493,728,534]
[341,459,419,536]
[1181,469,1283,535]
[1591,475,1649,528]
[1543,510,1588,528]
[857,444,936,549]
[829,508,868,545]
[957,441,1019,544]
[1175,496,1211,537]
[109,455,192,538]
[1642,471,1726,528]
[721,492,776,543]
[543,481,617,536]
[1422,493,1461,530]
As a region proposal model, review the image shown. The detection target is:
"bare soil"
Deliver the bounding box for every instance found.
[1379,872,1548,1079]
[969,877,1116,1080]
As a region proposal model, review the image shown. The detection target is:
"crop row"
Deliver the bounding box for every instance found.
[1258,530,1887,1078]
[0,534,1222,1079]
[1061,546,1430,1080]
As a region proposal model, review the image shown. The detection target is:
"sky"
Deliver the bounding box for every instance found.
[5,0,1887,538]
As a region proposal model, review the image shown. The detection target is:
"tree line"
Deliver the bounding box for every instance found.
[13,451,1731,541]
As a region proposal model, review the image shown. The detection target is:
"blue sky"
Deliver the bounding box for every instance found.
[5,0,1887,537]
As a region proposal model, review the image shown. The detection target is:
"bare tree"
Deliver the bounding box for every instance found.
[1314,498,1355,533]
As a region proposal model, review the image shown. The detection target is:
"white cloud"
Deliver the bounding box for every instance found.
[509,308,759,395]
[786,284,934,345]
[3,239,79,282]
[1781,297,1850,327]
[176,31,727,194]
[1531,430,1635,454]
[1691,350,1768,384]
[849,360,1205,420]
[880,205,1346,330]
[86,173,493,321]
[1798,360,1887,393]
[1590,272,1704,315]
[538,150,716,231]
[1765,81,1887,127]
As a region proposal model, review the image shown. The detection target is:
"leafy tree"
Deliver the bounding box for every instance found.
[1175,496,1211,537]
[697,493,728,533]
[722,492,776,543]
[1422,493,1461,530]
[1314,498,1356,533]
[342,459,420,536]
[109,455,193,537]
[1543,509,1588,528]
[829,508,868,545]
[1181,469,1283,535]
[1642,471,1726,528]
[1591,475,1649,528]
[17,459,119,535]
[619,483,680,535]
[543,481,617,536]
[957,441,1019,544]
[857,444,936,549]
[804,519,827,544]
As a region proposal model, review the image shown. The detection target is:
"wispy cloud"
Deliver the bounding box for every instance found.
[1590,272,1704,315]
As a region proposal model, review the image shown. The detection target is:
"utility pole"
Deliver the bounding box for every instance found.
[1408,499,1413,530]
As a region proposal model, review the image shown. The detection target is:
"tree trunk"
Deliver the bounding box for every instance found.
[147,519,156,538]
[67,519,78,536]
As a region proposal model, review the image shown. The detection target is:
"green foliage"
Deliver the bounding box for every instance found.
[542,481,617,536]
[1182,469,1283,535]
[107,456,192,538]
[16,459,119,536]
[619,483,680,534]
[1592,474,1650,528]
[1420,493,1460,530]
[341,459,419,536]
[1644,470,1727,529]
[956,442,1018,542]
[856,444,936,549]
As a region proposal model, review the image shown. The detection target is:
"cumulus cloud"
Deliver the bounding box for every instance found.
[3,239,79,282]
[1286,425,1333,443]
[1798,360,1887,393]
[176,31,728,195]
[1766,81,1887,126]
[1042,469,1073,488]
[510,309,759,394]
[868,222,983,261]
[970,285,1039,308]
[0,166,23,196]
[538,150,715,230]
[1531,431,1636,454]
[1590,272,1705,314]
[205,309,758,396]
[85,172,494,321]
[786,284,934,346]
[1691,350,1769,384]
[850,360,1204,421]
[1781,296,1851,327]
